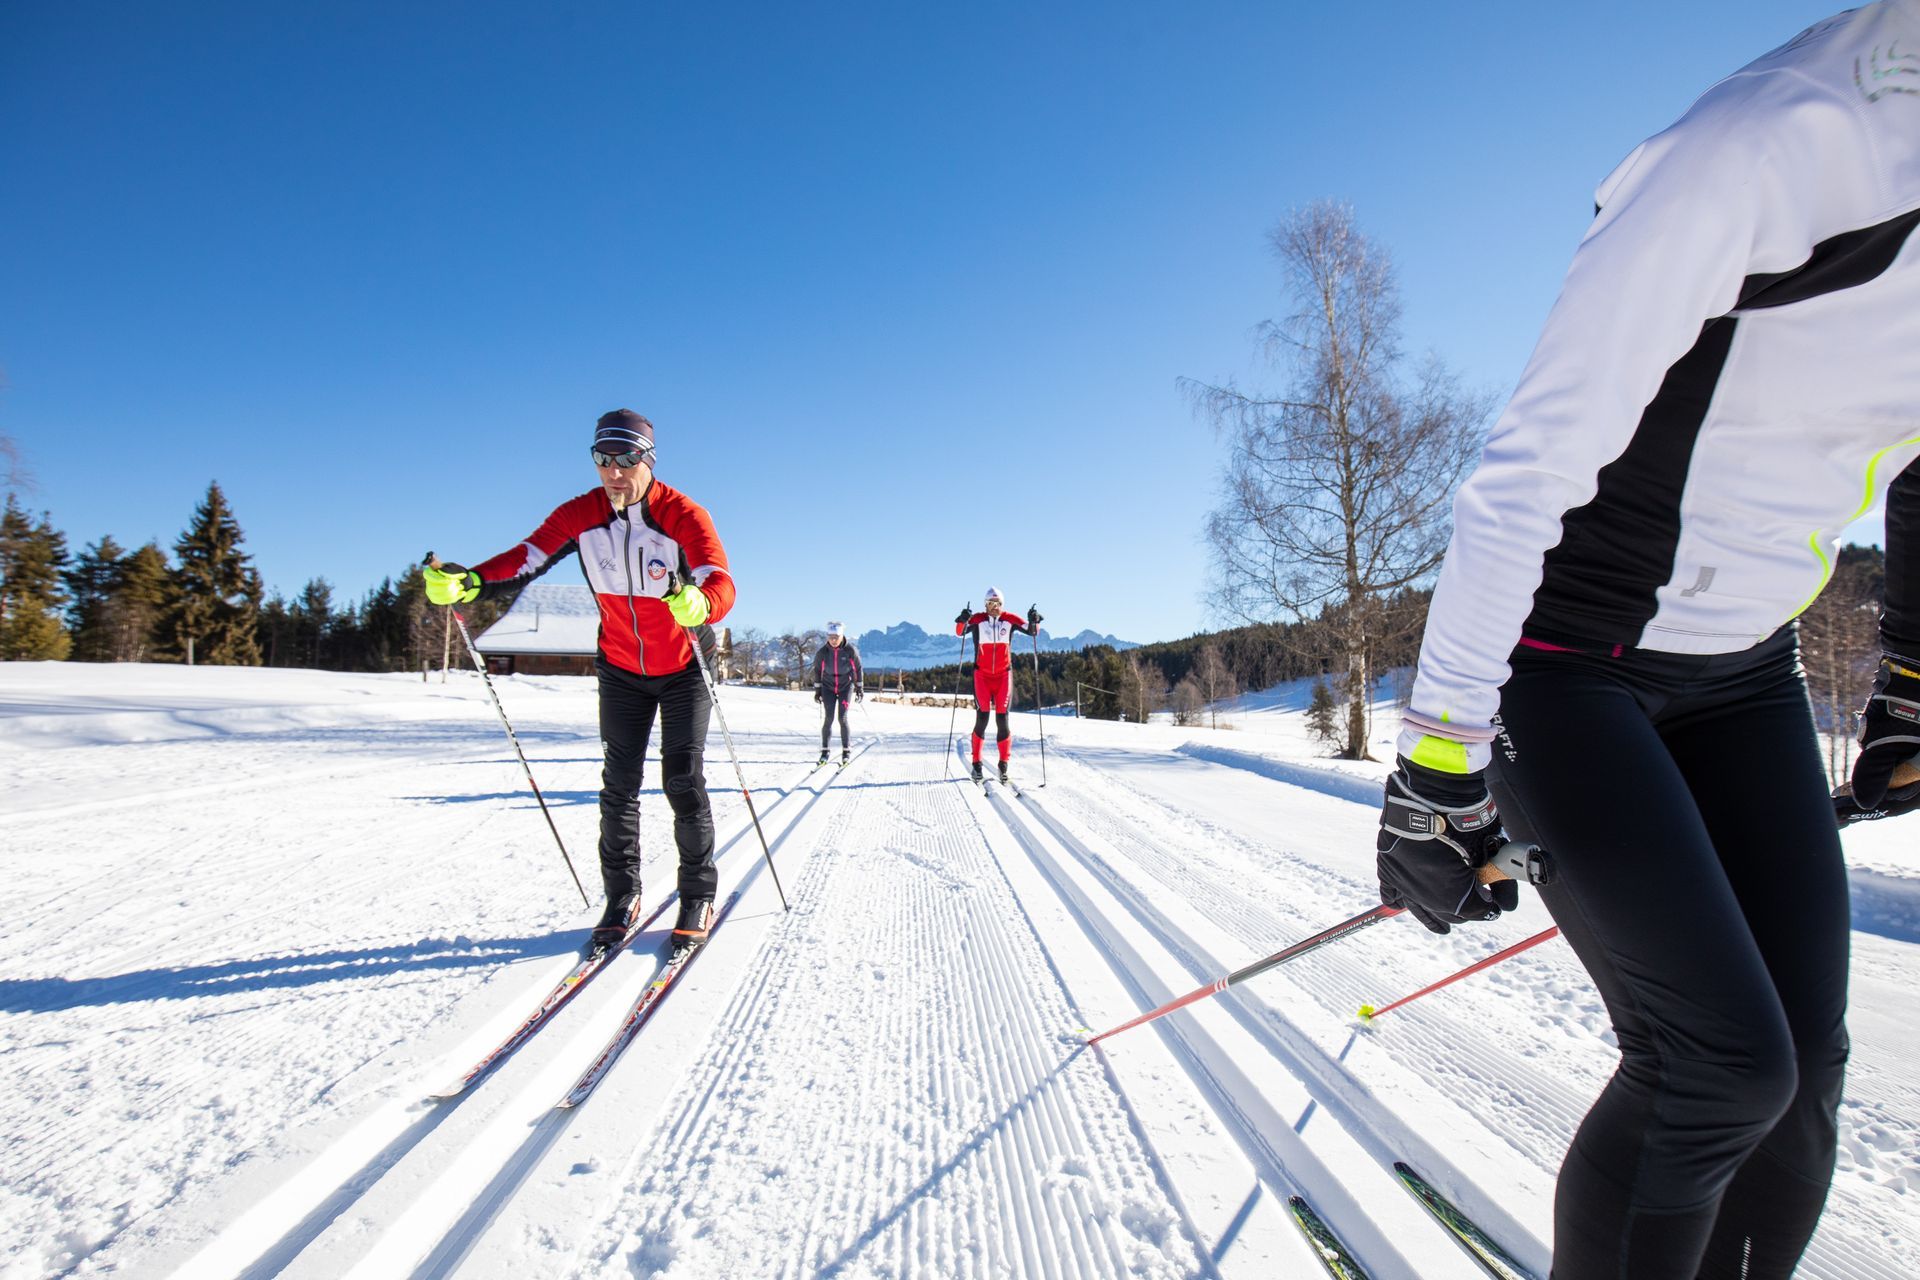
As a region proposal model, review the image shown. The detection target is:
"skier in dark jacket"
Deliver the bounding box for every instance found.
[812,622,863,766]
[1374,6,1920,1274]
[422,409,734,959]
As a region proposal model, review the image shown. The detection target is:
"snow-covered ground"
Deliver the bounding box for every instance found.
[2,663,1914,1279]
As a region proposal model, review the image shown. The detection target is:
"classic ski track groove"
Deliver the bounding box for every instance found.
[566,736,1210,1279]
[320,746,868,1280]
[70,748,843,1280]
[1,750,773,1212]
[1002,770,1548,1274]
[1041,743,1598,1159]
[964,775,1443,1279]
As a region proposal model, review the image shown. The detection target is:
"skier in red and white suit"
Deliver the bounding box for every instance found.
[953,588,1041,783]
[422,409,735,957]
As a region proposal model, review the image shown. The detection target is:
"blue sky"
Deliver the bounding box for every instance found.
[0,0,1857,645]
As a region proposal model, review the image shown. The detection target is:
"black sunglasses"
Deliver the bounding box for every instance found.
[590,446,653,468]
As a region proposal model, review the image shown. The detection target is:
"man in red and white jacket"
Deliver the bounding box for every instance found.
[423,409,735,956]
[954,588,1042,783]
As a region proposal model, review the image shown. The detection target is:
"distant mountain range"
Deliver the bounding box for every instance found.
[851,620,1138,670]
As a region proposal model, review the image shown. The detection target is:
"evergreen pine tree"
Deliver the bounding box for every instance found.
[292,577,334,668]
[64,535,126,661]
[359,577,403,671]
[167,481,262,665]
[259,592,293,667]
[111,542,172,662]
[1306,677,1341,748]
[0,495,73,660]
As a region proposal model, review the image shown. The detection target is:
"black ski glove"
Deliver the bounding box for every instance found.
[1834,767,1920,824]
[955,605,972,627]
[813,689,822,704]
[1851,655,1920,809]
[1027,604,1044,630]
[1376,758,1517,935]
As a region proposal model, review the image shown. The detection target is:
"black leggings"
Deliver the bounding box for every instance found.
[596,656,715,903]
[820,696,849,751]
[1488,627,1847,1280]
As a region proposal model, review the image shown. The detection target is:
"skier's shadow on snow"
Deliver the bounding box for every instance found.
[0,933,583,1014]
[812,1047,1088,1277]
[406,789,610,807]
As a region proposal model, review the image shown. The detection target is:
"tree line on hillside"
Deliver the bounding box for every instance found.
[0,481,506,671]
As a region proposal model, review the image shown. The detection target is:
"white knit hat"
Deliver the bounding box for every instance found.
[826,621,845,638]
[983,586,1003,603]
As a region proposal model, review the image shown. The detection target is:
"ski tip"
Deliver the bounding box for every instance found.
[1356,1004,1377,1022]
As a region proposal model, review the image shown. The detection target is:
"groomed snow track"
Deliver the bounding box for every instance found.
[10,676,1911,1279]
[962,764,1529,1280]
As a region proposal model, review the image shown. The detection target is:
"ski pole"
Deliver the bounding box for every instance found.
[1357,926,1561,1023]
[1029,615,1048,787]
[944,608,970,778]
[425,554,591,908]
[1085,841,1549,1046]
[673,576,787,911]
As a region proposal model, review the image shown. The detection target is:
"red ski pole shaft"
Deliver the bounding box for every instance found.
[1358,926,1562,1023]
[1085,845,1548,1048]
[1085,903,1404,1046]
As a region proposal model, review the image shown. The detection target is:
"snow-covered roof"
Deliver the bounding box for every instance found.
[472,582,602,655]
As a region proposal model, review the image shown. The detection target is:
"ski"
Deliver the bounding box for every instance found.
[1287,1196,1372,1279]
[1392,1162,1534,1280]
[428,902,669,1101]
[555,889,742,1109]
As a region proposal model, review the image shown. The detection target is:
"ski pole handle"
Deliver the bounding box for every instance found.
[1477,840,1553,887]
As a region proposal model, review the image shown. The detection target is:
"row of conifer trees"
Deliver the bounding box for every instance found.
[0,482,504,670]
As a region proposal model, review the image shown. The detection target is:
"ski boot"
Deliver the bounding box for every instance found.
[817,750,830,767]
[998,760,1010,785]
[671,896,715,959]
[840,749,851,769]
[588,891,643,956]
[970,759,984,784]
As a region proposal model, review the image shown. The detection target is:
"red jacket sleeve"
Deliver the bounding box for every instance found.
[467,492,602,596]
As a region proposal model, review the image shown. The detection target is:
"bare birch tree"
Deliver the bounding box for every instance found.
[1191,641,1238,729]
[1185,201,1489,758]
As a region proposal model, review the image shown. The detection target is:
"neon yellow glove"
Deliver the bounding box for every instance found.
[665,583,711,626]
[423,565,481,606]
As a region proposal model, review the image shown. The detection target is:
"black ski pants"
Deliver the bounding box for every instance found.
[820,693,850,752]
[1487,626,1847,1280]
[596,655,716,906]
